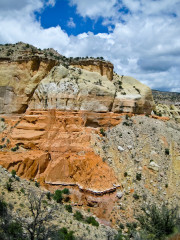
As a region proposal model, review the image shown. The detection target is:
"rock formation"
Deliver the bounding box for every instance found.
[1,43,179,227]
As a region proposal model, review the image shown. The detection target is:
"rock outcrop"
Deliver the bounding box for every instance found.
[0,42,155,115]
[70,58,114,81]
[3,42,177,227]
[28,65,154,114]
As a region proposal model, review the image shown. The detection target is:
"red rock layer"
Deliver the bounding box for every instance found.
[0,110,123,193]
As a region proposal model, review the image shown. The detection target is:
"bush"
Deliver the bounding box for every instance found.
[6,182,13,192]
[35,181,40,188]
[58,227,75,240]
[65,204,72,213]
[73,211,84,221]
[11,170,16,178]
[136,173,142,181]
[165,148,170,155]
[62,188,70,195]
[46,191,51,200]
[124,172,128,177]
[85,216,99,227]
[100,128,106,136]
[136,204,180,240]
[0,198,7,217]
[133,193,139,200]
[53,190,63,203]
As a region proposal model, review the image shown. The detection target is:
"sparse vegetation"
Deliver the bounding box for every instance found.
[165,148,170,155]
[100,128,106,136]
[11,170,16,178]
[65,204,72,213]
[136,173,142,181]
[136,204,180,240]
[53,190,63,203]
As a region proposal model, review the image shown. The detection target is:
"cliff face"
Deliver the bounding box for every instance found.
[3,43,179,227]
[70,59,114,81]
[0,58,58,113]
[28,65,154,114]
[0,110,123,193]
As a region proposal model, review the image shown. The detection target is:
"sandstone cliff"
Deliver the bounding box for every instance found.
[0,42,154,115]
[1,43,179,228]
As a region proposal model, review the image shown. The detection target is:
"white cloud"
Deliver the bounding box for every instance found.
[0,0,180,92]
[69,0,118,19]
[67,17,76,28]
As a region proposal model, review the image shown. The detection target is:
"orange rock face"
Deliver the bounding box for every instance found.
[0,110,123,193]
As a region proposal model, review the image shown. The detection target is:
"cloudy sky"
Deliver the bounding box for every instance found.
[0,0,180,92]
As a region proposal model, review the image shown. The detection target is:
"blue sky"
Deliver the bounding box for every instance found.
[0,0,180,92]
[36,0,110,35]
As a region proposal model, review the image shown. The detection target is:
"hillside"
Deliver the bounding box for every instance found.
[0,42,180,239]
[152,90,180,105]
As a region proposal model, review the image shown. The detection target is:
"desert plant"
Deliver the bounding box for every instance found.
[11,170,16,178]
[100,128,106,136]
[62,188,70,195]
[73,211,84,221]
[65,204,72,213]
[85,216,99,227]
[133,193,139,200]
[136,173,142,181]
[35,181,40,188]
[165,148,170,155]
[136,204,180,240]
[5,182,13,192]
[53,190,63,203]
[58,227,75,240]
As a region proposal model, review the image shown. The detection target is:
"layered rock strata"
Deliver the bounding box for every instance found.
[28,65,154,114]
[70,59,114,81]
[0,110,124,193]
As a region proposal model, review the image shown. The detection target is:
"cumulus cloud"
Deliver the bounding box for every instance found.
[69,0,118,19]
[0,0,180,92]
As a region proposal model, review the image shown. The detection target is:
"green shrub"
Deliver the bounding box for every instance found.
[35,181,40,188]
[1,118,5,122]
[58,227,75,240]
[165,148,169,155]
[6,221,23,239]
[100,128,106,136]
[73,211,84,221]
[0,198,7,217]
[136,204,179,240]
[65,204,72,213]
[6,182,13,192]
[46,191,51,200]
[124,172,128,177]
[20,188,25,194]
[62,188,70,195]
[11,145,19,152]
[11,170,16,178]
[53,190,63,203]
[85,216,99,227]
[119,223,124,229]
[136,173,142,181]
[133,193,139,200]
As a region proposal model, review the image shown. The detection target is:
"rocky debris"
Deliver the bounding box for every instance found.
[155,104,180,122]
[92,115,180,225]
[118,146,124,152]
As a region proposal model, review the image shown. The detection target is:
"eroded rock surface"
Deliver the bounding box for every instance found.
[28,65,154,114]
